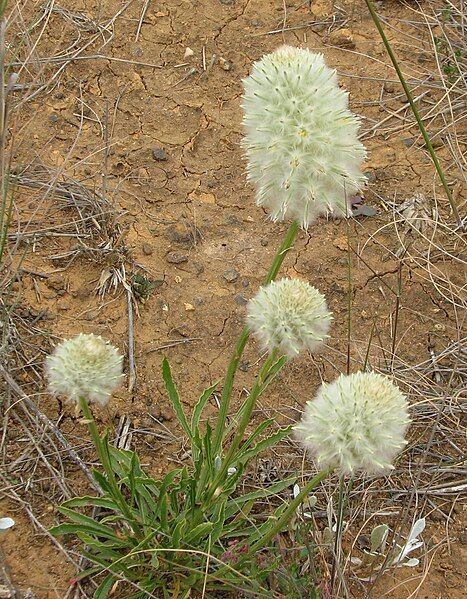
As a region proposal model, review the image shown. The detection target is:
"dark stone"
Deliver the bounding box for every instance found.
[403,138,415,147]
[152,147,168,161]
[166,251,188,264]
[166,223,199,246]
[234,294,248,306]
[142,242,153,255]
[223,268,239,283]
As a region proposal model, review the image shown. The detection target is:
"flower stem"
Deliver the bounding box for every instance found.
[330,474,346,591]
[364,0,462,229]
[232,469,330,570]
[211,220,299,458]
[205,350,279,500]
[78,396,142,538]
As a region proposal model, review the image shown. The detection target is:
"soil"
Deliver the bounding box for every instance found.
[1,0,465,598]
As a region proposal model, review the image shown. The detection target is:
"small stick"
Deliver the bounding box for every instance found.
[126,288,136,393]
[135,0,151,42]
[172,67,196,87]
[0,364,101,493]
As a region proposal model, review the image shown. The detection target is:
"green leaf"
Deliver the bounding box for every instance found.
[184,522,214,545]
[94,574,116,599]
[92,470,112,494]
[237,426,292,464]
[157,469,179,530]
[50,523,109,539]
[150,552,160,568]
[172,518,187,548]
[236,419,275,454]
[191,382,219,434]
[57,507,121,540]
[225,476,296,519]
[370,524,389,553]
[210,500,226,544]
[228,358,288,436]
[162,357,193,441]
[62,496,118,510]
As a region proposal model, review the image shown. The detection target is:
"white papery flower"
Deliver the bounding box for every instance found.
[242,45,366,228]
[246,278,332,357]
[46,334,123,406]
[295,372,410,475]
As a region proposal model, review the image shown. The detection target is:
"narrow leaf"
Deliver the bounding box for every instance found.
[191,382,219,434]
[237,426,292,464]
[162,357,192,440]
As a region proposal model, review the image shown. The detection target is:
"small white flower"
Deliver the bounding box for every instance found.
[242,45,366,228]
[246,278,332,357]
[46,334,123,406]
[295,372,410,475]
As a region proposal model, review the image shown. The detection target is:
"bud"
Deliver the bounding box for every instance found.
[246,278,332,357]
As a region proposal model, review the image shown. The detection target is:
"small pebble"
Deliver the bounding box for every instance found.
[142,242,153,255]
[166,251,188,264]
[152,277,165,288]
[192,261,205,275]
[158,408,174,422]
[152,147,168,161]
[219,57,232,71]
[49,113,59,123]
[166,223,198,246]
[223,268,239,283]
[383,81,395,93]
[260,238,268,246]
[234,294,248,306]
[329,28,355,49]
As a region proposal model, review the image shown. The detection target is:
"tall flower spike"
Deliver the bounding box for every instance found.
[242,45,366,228]
[295,372,410,475]
[246,278,332,357]
[46,333,123,406]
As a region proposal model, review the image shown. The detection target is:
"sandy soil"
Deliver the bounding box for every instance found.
[0,0,465,597]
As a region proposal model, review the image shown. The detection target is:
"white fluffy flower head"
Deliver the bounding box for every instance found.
[246,278,332,357]
[46,333,123,406]
[242,45,366,228]
[295,372,410,475]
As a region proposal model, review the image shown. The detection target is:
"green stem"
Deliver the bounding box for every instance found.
[234,469,331,569]
[364,0,462,229]
[210,220,299,457]
[206,350,280,500]
[330,474,345,591]
[78,396,142,538]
